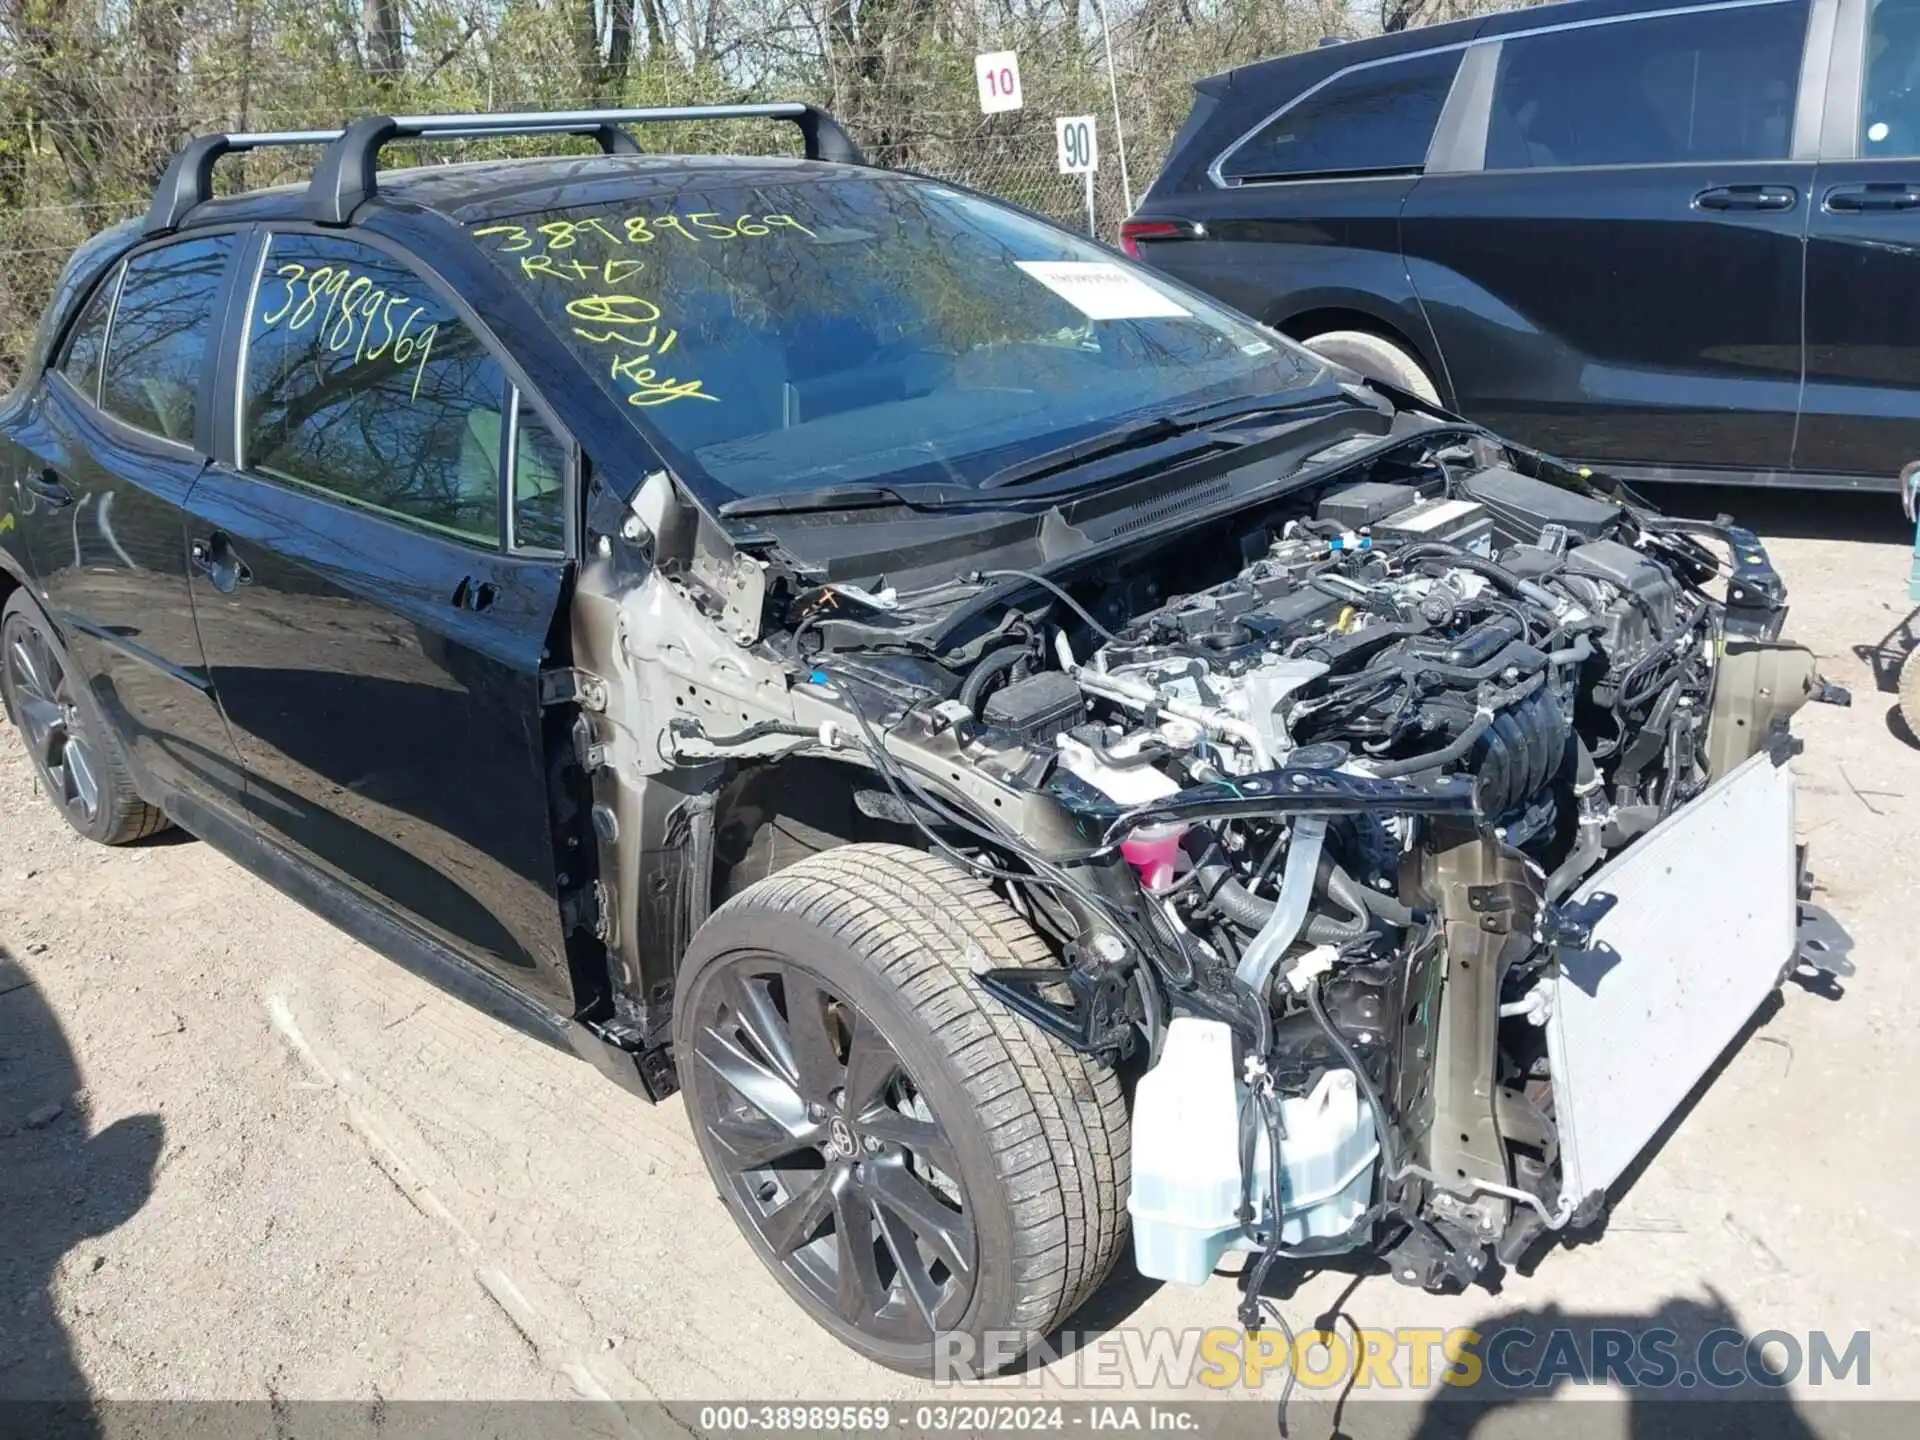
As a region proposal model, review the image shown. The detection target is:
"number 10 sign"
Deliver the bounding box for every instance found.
[974,51,1023,114]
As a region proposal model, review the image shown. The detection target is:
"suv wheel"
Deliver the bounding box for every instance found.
[675,843,1129,1376]
[1301,330,1441,405]
[1,591,168,845]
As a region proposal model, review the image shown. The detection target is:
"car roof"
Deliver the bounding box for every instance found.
[1201,0,1729,96]
[178,151,877,233]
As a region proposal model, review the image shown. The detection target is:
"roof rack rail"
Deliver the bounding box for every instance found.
[145,130,342,235]
[145,103,865,234]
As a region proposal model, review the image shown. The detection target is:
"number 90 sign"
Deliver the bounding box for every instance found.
[1055,115,1098,175]
[975,51,1023,114]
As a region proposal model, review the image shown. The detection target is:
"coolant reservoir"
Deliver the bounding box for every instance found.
[1128,1017,1379,1285]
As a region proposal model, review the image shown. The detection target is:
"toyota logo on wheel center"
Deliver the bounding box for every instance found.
[827,1117,857,1159]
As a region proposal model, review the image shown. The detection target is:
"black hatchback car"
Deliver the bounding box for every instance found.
[1125,0,1920,492]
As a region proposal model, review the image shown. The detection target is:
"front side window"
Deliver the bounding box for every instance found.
[99,236,235,444]
[1220,50,1464,183]
[1488,3,1808,169]
[58,270,119,407]
[243,234,507,545]
[470,174,1318,502]
[1864,0,1920,155]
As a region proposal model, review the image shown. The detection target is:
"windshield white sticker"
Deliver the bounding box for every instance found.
[1015,261,1190,321]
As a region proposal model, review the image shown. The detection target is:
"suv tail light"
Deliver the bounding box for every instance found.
[1119,218,1203,261]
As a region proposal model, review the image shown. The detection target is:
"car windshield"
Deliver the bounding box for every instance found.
[469,171,1321,500]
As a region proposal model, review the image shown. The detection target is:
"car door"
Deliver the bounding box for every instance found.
[1798,0,1920,483]
[1401,0,1818,475]
[184,228,579,1008]
[8,233,251,811]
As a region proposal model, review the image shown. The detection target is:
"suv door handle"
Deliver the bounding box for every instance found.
[1824,183,1920,213]
[451,576,499,613]
[1694,184,1798,212]
[190,533,253,594]
[26,468,73,507]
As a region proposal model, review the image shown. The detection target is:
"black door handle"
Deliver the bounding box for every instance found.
[451,576,498,613]
[1825,183,1920,213]
[190,533,252,594]
[1695,184,1798,212]
[26,468,73,507]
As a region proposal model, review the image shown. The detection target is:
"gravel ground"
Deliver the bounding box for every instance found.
[2,486,1917,1434]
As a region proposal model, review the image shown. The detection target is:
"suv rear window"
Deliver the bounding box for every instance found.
[1219,50,1464,183]
[1488,1,1808,169]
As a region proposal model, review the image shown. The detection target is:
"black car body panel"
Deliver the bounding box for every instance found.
[1131,0,1920,492]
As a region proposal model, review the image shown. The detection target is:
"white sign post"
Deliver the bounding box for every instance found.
[974,51,1023,114]
[1055,115,1099,237]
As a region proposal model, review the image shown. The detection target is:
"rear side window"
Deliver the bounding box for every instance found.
[58,271,119,406]
[1487,2,1808,169]
[99,236,235,444]
[242,234,508,546]
[1220,50,1463,183]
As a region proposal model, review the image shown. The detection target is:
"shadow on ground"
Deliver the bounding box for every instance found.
[1635,483,1908,545]
[1402,1290,1832,1440]
[0,942,163,1426]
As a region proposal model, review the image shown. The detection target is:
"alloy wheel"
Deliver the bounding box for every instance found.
[688,957,977,1343]
[4,616,101,827]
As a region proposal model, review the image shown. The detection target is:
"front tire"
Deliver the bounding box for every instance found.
[1301,329,1442,406]
[1,591,167,845]
[675,844,1130,1377]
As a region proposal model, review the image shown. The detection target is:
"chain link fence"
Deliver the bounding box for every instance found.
[0,84,1146,374]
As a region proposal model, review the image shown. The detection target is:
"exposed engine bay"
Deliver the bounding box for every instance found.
[579,422,1849,1304]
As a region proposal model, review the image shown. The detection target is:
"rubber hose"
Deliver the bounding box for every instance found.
[1329,862,1416,927]
[1546,742,1606,902]
[1236,817,1331,992]
[960,644,1028,716]
[1299,864,1374,944]
[1189,848,1280,931]
[1304,910,1367,944]
[1406,639,1549,687]
[1197,859,1400,945]
[1546,633,1593,668]
[1396,544,1557,608]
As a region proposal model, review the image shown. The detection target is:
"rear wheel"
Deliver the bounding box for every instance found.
[675,843,1129,1376]
[1,591,167,845]
[1301,329,1442,406]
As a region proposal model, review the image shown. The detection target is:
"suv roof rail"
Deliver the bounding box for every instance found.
[146,103,866,234]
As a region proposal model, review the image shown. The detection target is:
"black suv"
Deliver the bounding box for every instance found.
[0,104,1836,1377]
[1126,0,1920,492]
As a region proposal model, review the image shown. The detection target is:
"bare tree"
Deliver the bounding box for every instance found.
[365,0,405,81]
